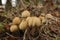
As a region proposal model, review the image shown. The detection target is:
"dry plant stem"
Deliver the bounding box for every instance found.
[49,17,60,22]
[5,32,18,38]
[23,28,28,40]
[20,0,27,9]
[29,0,35,5]
[40,19,54,31]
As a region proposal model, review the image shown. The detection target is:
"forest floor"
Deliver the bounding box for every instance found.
[0,0,60,40]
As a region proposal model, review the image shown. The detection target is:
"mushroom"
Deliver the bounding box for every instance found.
[26,17,41,27]
[26,17,33,27]
[32,17,41,27]
[10,25,18,32]
[19,20,28,30]
[45,14,53,19]
[12,17,21,25]
[39,16,46,24]
[21,10,30,17]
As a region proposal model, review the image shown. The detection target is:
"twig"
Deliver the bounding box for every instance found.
[20,0,27,9]
[5,32,19,38]
[23,28,28,40]
[29,0,35,5]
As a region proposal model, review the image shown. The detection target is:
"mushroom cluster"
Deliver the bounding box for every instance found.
[9,10,53,32]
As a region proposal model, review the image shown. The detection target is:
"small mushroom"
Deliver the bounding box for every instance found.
[19,20,28,30]
[26,17,33,27]
[12,17,21,25]
[10,25,18,32]
[32,17,41,27]
[39,16,46,24]
[26,17,41,27]
[45,14,53,19]
[21,10,30,17]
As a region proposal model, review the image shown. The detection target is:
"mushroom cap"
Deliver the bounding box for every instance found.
[33,17,41,27]
[26,17,41,27]
[19,20,28,30]
[12,17,21,25]
[21,10,30,17]
[46,14,53,18]
[10,25,18,32]
[39,16,46,24]
[26,17,33,27]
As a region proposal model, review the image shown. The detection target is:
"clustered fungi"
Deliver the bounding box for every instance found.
[9,10,59,33]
